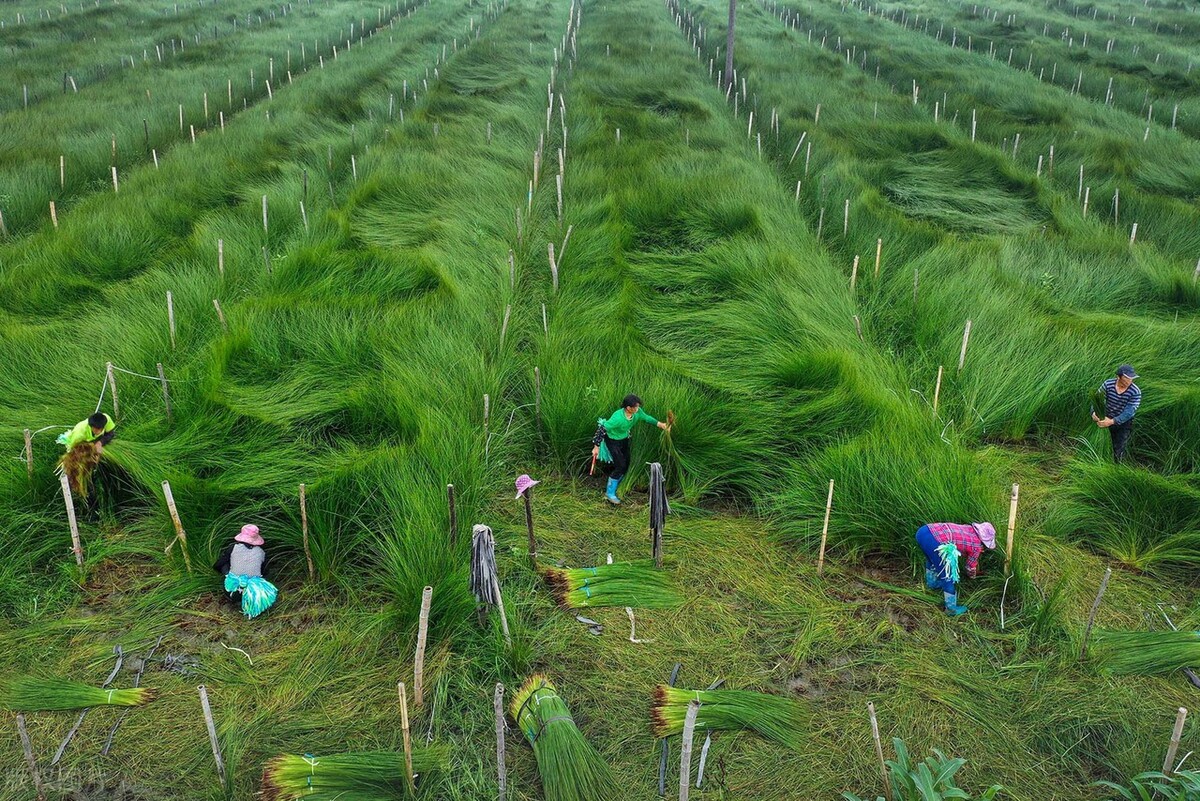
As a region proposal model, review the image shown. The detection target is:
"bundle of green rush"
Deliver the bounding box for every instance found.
[0,677,156,711]
[261,747,449,800]
[540,559,681,609]
[651,684,808,751]
[509,674,618,801]
[1092,629,1200,676]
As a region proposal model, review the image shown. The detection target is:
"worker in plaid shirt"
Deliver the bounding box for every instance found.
[915,521,997,617]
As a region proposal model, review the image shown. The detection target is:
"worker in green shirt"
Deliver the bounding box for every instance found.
[59,413,116,453]
[590,394,671,505]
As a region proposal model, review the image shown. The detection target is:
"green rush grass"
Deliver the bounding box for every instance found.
[509,674,618,801]
[650,684,809,751]
[540,559,682,609]
[259,748,449,800]
[0,676,157,711]
[1092,630,1200,676]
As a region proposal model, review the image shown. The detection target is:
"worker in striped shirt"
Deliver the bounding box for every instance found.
[915,521,997,617]
[1091,364,1141,463]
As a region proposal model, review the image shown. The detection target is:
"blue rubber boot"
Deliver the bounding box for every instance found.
[943,590,968,616]
[605,477,621,505]
[924,567,938,590]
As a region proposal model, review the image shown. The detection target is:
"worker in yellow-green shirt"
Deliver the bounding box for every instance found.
[590,394,671,505]
[60,413,116,452]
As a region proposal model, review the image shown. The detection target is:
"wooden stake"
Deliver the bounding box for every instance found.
[300,483,314,581]
[16,713,47,801]
[868,703,893,801]
[106,362,120,421]
[398,682,416,794]
[414,585,433,707]
[548,243,558,292]
[874,238,882,276]
[167,291,176,350]
[161,480,192,571]
[59,473,84,567]
[198,685,226,786]
[1164,707,1188,775]
[957,319,972,372]
[262,194,269,234]
[494,683,507,801]
[111,166,119,193]
[217,239,224,275]
[679,700,700,801]
[850,255,859,292]
[1079,566,1111,659]
[50,201,58,228]
[490,568,511,645]
[447,484,458,546]
[853,315,863,342]
[24,428,33,480]
[524,486,537,563]
[932,365,943,414]
[212,299,227,332]
[817,479,834,576]
[1004,483,1019,575]
[60,154,65,188]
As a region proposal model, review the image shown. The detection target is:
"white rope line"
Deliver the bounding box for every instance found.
[94,373,108,414]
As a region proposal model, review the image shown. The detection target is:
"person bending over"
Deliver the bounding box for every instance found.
[214,524,278,619]
[915,521,997,616]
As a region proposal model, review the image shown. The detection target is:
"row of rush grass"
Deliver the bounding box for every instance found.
[0,0,432,236]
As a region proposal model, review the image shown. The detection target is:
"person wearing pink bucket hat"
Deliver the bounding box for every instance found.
[214,524,277,619]
[914,521,997,617]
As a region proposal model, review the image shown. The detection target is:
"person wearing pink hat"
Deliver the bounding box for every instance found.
[214,524,277,619]
[914,521,997,616]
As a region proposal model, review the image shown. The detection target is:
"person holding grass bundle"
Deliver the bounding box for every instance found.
[1091,364,1141,463]
[915,521,997,616]
[214,524,277,619]
[57,412,117,516]
[591,394,671,505]
[59,412,116,453]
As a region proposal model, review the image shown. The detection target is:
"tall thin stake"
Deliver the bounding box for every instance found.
[957,319,973,372]
[932,365,943,414]
[162,480,193,572]
[874,238,882,276]
[447,484,458,546]
[868,703,893,801]
[1164,707,1188,775]
[198,685,226,787]
[106,362,120,420]
[1004,483,1019,575]
[524,486,537,563]
[167,291,176,350]
[24,428,33,480]
[679,700,700,801]
[494,683,507,801]
[157,363,172,426]
[1079,567,1111,659]
[59,473,84,567]
[300,483,314,581]
[414,586,433,707]
[398,682,416,794]
[817,479,834,576]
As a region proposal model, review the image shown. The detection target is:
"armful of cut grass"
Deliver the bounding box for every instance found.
[260,748,449,800]
[1,677,157,712]
[651,684,809,751]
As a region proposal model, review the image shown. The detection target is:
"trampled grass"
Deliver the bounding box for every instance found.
[0,0,1198,795]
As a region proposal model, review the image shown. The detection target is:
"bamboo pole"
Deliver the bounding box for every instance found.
[850,255,859,292]
[300,483,314,581]
[494,683,507,801]
[106,362,120,420]
[524,486,537,563]
[679,700,700,801]
[198,685,226,786]
[59,473,84,567]
[50,201,58,228]
[490,568,511,646]
[414,585,433,707]
[212,299,227,332]
[24,428,34,480]
[957,319,973,372]
[398,682,416,793]
[874,238,882,276]
[816,479,834,576]
[167,291,176,350]
[1004,483,1019,576]
[932,365,943,414]
[1079,567,1111,659]
[217,239,224,275]
[157,362,172,426]
[447,484,457,546]
[1164,707,1188,775]
[16,713,47,801]
[868,702,893,801]
[162,480,193,571]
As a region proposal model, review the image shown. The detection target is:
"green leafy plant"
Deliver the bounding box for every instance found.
[1095,770,1200,800]
[842,738,1002,801]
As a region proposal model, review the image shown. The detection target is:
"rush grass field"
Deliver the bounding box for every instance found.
[0,0,1197,797]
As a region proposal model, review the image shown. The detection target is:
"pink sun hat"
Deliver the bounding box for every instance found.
[235,524,264,546]
[515,474,540,499]
[972,522,997,550]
